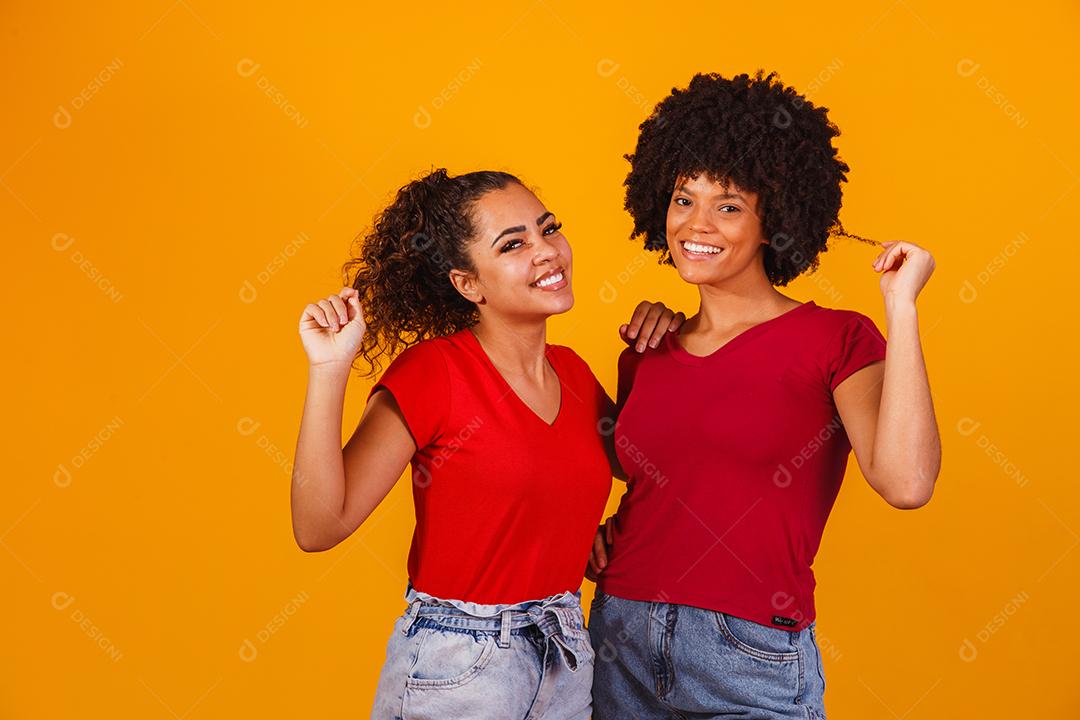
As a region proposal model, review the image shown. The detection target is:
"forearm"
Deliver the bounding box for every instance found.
[869,296,941,507]
[290,363,351,550]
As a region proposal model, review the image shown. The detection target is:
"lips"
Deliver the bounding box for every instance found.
[679,240,725,259]
[531,267,564,286]
[530,267,568,291]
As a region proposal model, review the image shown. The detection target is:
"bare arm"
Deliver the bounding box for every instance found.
[289,286,415,552]
[834,241,941,509]
[291,366,415,551]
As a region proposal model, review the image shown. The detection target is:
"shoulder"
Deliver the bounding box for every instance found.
[800,302,882,340]
[550,344,612,397]
[547,343,596,379]
[377,335,453,386]
[386,335,449,367]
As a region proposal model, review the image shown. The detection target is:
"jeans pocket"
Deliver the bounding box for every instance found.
[714,612,800,663]
[405,628,497,689]
[809,625,826,690]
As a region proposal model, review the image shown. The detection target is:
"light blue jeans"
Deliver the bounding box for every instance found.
[588,589,828,719]
[370,584,594,719]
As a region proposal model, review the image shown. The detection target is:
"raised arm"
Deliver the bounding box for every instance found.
[834,241,941,509]
[290,287,415,552]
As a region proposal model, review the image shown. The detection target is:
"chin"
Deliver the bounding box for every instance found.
[547,292,575,315]
[674,263,714,286]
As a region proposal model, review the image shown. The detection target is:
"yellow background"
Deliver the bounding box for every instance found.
[5,1,1078,717]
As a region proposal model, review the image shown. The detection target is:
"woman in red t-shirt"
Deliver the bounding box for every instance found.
[586,72,942,719]
[290,168,682,719]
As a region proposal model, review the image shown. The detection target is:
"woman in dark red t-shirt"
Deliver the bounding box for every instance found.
[587,72,942,719]
[290,168,682,719]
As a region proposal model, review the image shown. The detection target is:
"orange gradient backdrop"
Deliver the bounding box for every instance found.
[4,1,1078,717]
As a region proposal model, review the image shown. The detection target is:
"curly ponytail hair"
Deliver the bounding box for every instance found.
[341,168,521,376]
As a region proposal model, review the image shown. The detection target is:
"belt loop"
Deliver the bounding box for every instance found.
[498,609,512,648]
[400,599,421,636]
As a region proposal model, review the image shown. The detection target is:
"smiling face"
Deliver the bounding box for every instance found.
[665,173,769,286]
[451,181,574,322]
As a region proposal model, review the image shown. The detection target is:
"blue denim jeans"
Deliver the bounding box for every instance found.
[370,584,594,719]
[588,589,827,719]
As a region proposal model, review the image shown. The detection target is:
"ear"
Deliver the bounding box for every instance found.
[449,268,484,304]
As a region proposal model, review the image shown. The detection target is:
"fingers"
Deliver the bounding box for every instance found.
[874,243,907,272]
[587,525,610,579]
[872,241,901,266]
[301,303,330,329]
[317,299,341,331]
[625,302,651,343]
[301,286,367,336]
[671,312,686,332]
[337,287,366,325]
[633,304,665,352]
[604,517,615,545]
[312,304,332,328]
[346,294,365,325]
[594,528,609,569]
[641,306,676,351]
[872,243,899,271]
[328,295,349,326]
[873,241,933,272]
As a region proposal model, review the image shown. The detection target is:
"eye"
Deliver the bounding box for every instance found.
[674,197,691,206]
[499,239,523,253]
[719,205,739,213]
[542,221,563,236]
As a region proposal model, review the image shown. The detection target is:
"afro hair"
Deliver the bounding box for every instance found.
[624,70,872,285]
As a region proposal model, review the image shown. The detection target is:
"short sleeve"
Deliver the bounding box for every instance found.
[825,312,887,391]
[368,340,449,449]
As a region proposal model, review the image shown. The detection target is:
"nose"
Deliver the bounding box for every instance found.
[533,232,560,265]
[688,203,714,234]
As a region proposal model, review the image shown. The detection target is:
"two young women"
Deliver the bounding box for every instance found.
[291,70,941,720]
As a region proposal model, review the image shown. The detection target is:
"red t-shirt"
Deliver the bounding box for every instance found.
[368,328,614,604]
[598,301,887,631]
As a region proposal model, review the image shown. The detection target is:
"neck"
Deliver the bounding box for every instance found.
[468,314,549,379]
[692,263,792,332]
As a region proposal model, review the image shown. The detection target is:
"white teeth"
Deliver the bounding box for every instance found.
[684,241,723,254]
[535,272,564,288]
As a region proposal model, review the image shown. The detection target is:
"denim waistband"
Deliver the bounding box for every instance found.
[399,582,588,671]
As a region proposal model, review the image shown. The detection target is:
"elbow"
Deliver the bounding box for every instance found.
[292,525,341,553]
[295,536,332,553]
[885,488,934,510]
[874,467,939,510]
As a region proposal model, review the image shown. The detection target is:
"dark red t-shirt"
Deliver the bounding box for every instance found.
[369,328,614,604]
[598,301,887,631]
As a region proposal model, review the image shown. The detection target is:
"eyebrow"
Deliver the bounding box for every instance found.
[491,211,555,246]
[675,184,745,200]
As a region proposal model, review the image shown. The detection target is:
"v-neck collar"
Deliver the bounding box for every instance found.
[665,301,816,367]
[463,328,564,428]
